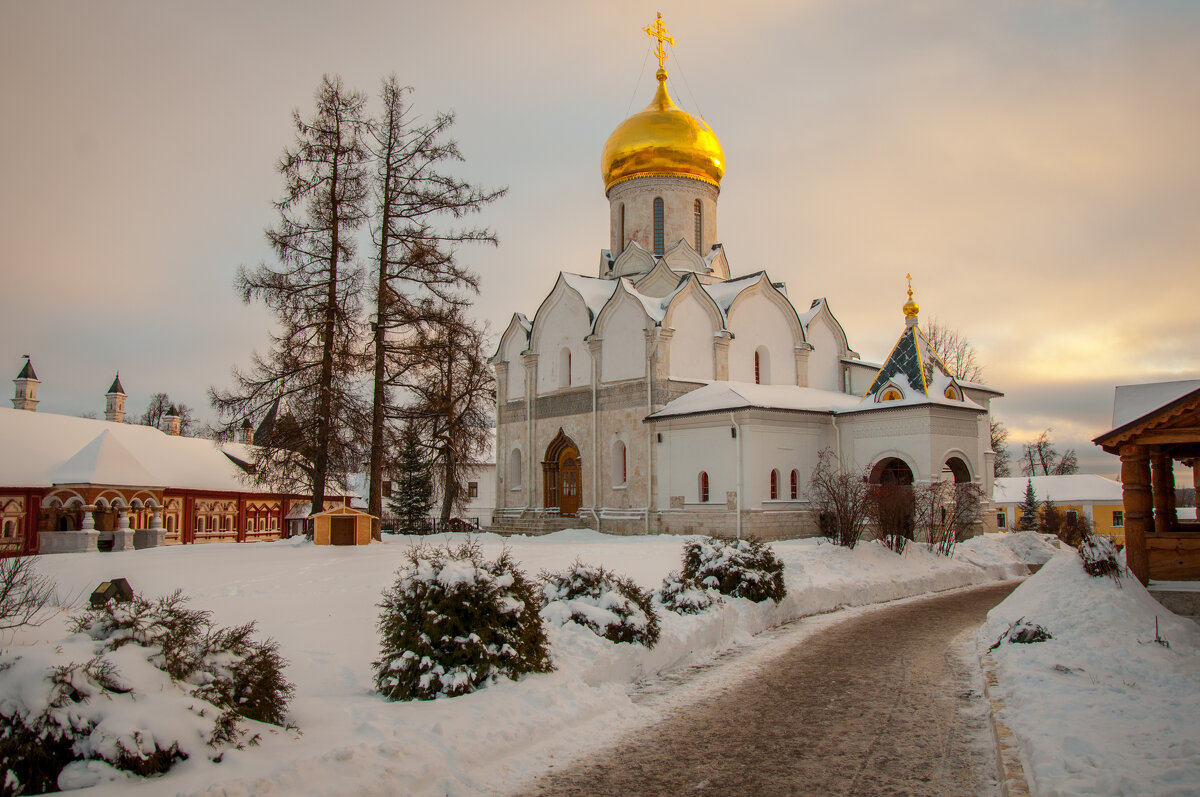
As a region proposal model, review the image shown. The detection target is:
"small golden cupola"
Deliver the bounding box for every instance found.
[902,272,920,328]
[601,14,725,191]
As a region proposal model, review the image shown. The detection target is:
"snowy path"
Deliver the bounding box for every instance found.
[522,582,1016,797]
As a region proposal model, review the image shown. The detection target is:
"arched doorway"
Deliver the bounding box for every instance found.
[870,457,914,486]
[543,429,582,517]
[942,457,971,484]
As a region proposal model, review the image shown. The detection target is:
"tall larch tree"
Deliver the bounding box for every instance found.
[211,75,370,510]
[365,76,505,522]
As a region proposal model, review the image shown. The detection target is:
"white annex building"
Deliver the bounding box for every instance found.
[490,17,1001,538]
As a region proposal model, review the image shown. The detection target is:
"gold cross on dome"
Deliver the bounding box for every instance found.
[906,272,913,299]
[643,12,676,72]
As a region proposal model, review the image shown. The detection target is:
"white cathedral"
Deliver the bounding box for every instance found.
[490,18,1001,538]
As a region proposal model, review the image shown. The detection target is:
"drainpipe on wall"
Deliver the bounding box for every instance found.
[646,334,655,536]
[731,411,742,540]
[590,340,600,531]
[832,413,842,470]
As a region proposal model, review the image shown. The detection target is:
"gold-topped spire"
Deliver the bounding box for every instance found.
[902,273,920,322]
[643,12,675,77]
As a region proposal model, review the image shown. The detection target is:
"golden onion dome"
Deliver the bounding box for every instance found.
[601,69,725,191]
[903,275,920,320]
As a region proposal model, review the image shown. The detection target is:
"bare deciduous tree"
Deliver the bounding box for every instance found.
[867,484,916,554]
[0,556,58,634]
[922,317,984,384]
[991,419,1012,478]
[1021,428,1078,476]
[211,75,371,509]
[392,307,496,526]
[365,76,505,522]
[140,393,195,436]
[806,448,872,549]
[914,480,984,556]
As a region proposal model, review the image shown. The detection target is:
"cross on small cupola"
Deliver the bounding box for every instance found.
[643,12,676,78]
[903,273,920,328]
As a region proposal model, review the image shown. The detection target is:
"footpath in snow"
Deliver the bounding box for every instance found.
[980,552,1200,797]
[5,530,1048,796]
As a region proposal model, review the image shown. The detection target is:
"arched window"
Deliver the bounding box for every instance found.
[694,199,703,251]
[790,469,799,500]
[770,469,779,500]
[510,448,523,489]
[559,347,572,388]
[699,471,710,503]
[612,440,627,487]
[754,347,770,385]
[880,387,903,401]
[653,197,664,255]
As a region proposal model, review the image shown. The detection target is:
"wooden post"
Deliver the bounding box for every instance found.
[1121,445,1152,585]
[1150,448,1176,534]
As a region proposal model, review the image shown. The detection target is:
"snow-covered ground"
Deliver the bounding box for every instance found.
[980,553,1200,797]
[5,530,1048,796]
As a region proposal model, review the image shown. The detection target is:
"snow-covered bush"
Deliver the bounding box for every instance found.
[1078,532,1121,579]
[681,537,787,603]
[0,591,293,795]
[654,571,719,615]
[374,541,552,702]
[988,616,1053,651]
[541,561,660,648]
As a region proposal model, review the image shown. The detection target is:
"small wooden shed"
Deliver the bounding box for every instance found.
[310,505,374,546]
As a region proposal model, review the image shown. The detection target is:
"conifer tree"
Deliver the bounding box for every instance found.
[211,75,370,506]
[388,421,433,532]
[365,76,505,523]
[1016,479,1039,530]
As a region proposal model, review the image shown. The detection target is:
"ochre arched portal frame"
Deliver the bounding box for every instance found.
[543,428,582,517]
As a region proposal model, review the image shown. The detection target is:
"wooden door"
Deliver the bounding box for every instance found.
[330,516,356,545]
[559,450,581,517]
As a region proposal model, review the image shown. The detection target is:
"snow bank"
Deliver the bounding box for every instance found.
[6,531,1045,796]
[979,555,1200,796]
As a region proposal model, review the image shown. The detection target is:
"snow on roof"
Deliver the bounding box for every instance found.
[1111,379,1200,429]
[647,382,866,420]
[0,407,272,494]
[701,272,764,315]
[560,273,619,322]
[993,475,1124,505]
[51,429,163,487]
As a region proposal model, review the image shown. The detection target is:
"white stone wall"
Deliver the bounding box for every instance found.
[727,290,798,385]
[608,177,719,259]
[532,293,591,393]
[666,292,717,381]
[598,294,648,383]
[805,316,844,392]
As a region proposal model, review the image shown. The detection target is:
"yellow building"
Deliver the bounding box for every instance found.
[993,475,1126,543]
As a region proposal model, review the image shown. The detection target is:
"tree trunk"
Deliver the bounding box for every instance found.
[312,146,340,517]
[368,150,394,533]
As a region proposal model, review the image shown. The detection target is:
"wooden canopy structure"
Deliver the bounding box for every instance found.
[1094,381,1200,584]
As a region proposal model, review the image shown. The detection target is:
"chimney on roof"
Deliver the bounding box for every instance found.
[105,372,126,423]
[12,356,39,412]
[160,404,182,436]
[238,417,254,445]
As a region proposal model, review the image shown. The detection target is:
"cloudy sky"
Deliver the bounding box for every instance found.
[2,1,1197,476]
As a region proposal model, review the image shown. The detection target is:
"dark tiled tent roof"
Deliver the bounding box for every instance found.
[107,373,125,395]
[866,326,928,396]
[16,358,37,381]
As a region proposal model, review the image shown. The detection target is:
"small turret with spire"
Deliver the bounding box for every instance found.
[239,417,255,445]
[12,356,39,412]
[160,404,182,436]
[105,372,126,423]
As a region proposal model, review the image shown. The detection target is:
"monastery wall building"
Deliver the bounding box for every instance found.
[489,18,1002,539]
[1,359,345,556]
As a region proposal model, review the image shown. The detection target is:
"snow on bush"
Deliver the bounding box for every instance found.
[1078,532,1122,579]
[988,616,1053,651]
[681,537,787,604]
[654,570,719,615]
[373,540,552,702]
[541,561,660,648]
[0,591,293,795]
